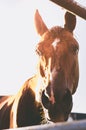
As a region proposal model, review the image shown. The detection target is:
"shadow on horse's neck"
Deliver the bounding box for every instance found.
[28,74,44,103]
[16,72,43,103]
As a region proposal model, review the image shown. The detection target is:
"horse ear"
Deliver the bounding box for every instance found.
[34,9,48,36]
[64,12,76,33]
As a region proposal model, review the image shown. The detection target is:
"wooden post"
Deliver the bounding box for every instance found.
[49,0,86,20]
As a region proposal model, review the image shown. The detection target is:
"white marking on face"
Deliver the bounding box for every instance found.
[49,67,57,104]
[52,38,60,49]
[50,67,57,82]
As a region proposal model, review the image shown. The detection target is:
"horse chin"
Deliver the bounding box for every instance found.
[48,109,69,123]
[50,117,68,123]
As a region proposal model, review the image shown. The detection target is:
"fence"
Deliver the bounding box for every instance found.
[50,0,86,20]
[5,119,86,130]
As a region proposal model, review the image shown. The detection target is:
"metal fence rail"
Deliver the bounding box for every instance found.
[5,120,86,130]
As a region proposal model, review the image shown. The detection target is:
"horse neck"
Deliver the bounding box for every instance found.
[27,73,44,103]
[14,73,43,104]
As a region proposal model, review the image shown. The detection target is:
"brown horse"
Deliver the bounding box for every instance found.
[0,10,79,129]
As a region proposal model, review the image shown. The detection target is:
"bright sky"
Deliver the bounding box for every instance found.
[0,0,86,113]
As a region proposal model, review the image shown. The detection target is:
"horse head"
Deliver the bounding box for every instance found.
[34,10,79,122]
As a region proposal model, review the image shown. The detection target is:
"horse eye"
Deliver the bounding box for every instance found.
[36,49,42,56]
[71,44,79,55]
[75,47,79,54]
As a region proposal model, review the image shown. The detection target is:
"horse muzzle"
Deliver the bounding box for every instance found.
[41,87,73,123]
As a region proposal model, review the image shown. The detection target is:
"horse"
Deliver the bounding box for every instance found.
[0,10,79,129]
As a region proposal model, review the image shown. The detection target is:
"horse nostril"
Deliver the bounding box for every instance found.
[41,90,50,109]
[63,89,72,105]
[62,88,73,115]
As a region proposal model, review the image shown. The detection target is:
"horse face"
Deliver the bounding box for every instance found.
[34,10,79,122]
